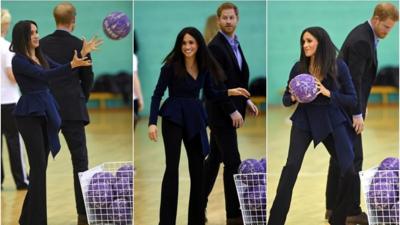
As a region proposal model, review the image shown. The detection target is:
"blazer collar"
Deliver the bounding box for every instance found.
[52,29,72,37]
[216,32,242,71]
[362,21,378,67]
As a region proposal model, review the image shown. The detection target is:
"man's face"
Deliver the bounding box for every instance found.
[372,17,396,39]
[218,8,238,36]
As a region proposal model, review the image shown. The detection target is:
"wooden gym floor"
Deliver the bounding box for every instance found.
[1,109,132,225]
[1,104,397,225]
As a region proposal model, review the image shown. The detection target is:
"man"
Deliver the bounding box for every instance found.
[40,2,101,224]
[0,8,29,191]
[325,3,398,224]
[204,2,258,225]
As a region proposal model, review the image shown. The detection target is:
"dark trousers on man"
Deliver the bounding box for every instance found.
[1,103,28,188]
[60,120,88,216]
[326,134,362,216]
[203,127,242,219]
[268,125,357,225]
[17,116,50,225]
[159,119,205,225]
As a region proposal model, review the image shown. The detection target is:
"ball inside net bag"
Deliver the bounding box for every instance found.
[90,171,116,186]
[259,158,267,173]
[103,12,131,40]
[288,73,318,103]
[378,157,399,172]
[242,185,266,210]
[239,159,264,174]
[368,170,399,210]
[108,198,132,225]
[116,164,133,185]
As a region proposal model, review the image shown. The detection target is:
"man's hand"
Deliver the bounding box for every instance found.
[246,99,259,116]
[148,124,158,141]
[230,110,243,128]
[352,115,364,134]
[81,36,103,57]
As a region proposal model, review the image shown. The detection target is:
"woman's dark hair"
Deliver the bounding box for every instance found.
[10,20,49,68]
[163,27,225,82]
[299,27,337,81]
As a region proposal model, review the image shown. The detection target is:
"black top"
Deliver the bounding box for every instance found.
[40,30,93,124]
[339,21,377,116]
[206,32,249,128]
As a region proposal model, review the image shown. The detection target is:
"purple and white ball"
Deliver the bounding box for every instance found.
[378,157,399,173]
[239,159,264,174]
[87,182,114,221]
[108,198,132,225]
[242,185,266,210]
[113,177,133,204]
[288,74,318,103]
[259,158,267,173]
[116,164,133,185]
[103,12,131,40]
[375,202,399,224]
[389,202,399,224]
[368,171,398,210]
[90,171,117,186]
[238,159,265,185]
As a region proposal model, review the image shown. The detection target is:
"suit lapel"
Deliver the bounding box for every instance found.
[218,33,241,71]
[364,22,378,69]
[238,45,248,73]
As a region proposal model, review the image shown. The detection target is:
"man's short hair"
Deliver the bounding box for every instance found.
[53,2,76,25]
[217,2,239,17]
[1,9,11,24]
[373,2,399,22]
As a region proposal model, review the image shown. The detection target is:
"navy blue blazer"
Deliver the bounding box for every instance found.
[206,32,249,128]
[283,60,357,169]
[339,21,377,116]
[12,53,73,157]
[149,64,230,155]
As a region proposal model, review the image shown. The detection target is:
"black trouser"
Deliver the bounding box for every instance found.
[134,99,139,130]
[159,119,205,225]
[203,127,242,219]
[1,103,28,188]
[16,116,50,225]
[326,134,362,216]
[268,125,357,225]
[60,120,88,216]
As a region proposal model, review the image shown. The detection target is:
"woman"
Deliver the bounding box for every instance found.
[10,20,94,225]
[268,27,358,225]
[148,27,250,225]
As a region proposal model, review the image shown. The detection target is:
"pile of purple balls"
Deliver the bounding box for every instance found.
[236,158,267,222]
[367,157,399,224]
[86,164,133,225]
[288,73,318,103]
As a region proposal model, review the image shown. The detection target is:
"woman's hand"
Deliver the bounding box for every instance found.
[148,124,158,142]
[70,50,92,68]
[228,87,250,98]
[315,79,331,97]
[289,87,299,102]
[81,36,103,57]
